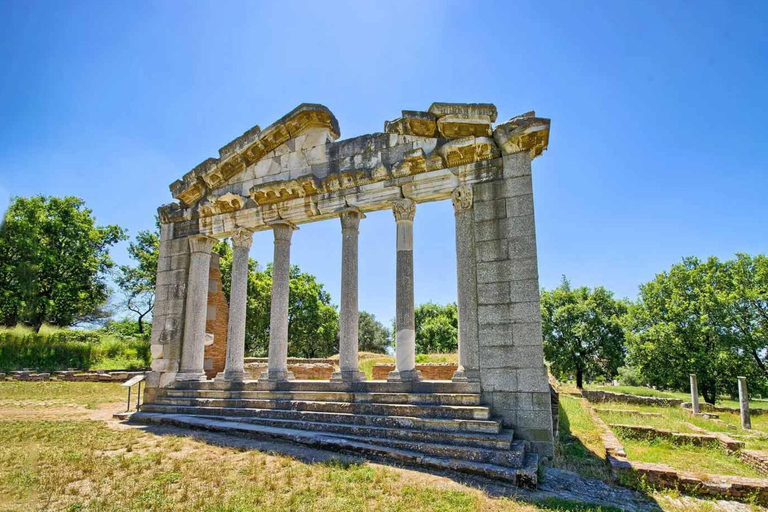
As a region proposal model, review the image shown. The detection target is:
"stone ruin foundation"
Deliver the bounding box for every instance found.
[137,102,554,483]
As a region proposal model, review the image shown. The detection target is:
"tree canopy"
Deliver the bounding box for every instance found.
[541,277,627,388]
[414,302,458,354]
[358,311,391,353]
[116,225,159,334]
[0,196,125,331]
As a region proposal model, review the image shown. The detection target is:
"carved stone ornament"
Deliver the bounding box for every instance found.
[392,198,416,222]
[451,186,474,213]
[230,228,254,249]
[340,208,365,232]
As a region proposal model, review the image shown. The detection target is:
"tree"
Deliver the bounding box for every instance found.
[215,243,339,358]
[358,311,391,353]
[541,277,627,389]
[0,196,125,331]
[116,226,159,334]
[623,256,764,404]
[414,302,458,354]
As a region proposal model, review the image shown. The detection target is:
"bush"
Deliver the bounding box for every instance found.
[617,366,647,387]
[0,328,150,372]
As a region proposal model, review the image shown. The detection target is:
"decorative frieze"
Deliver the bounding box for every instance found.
[199,193,246,217]
[451,185,474,213]
[438,137,499,167]
[493,111,550,159]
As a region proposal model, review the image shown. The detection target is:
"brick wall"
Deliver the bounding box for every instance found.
[741,450,768,475]
[371,363,457,380]
[244,363,335,380]
[203,254,229,379]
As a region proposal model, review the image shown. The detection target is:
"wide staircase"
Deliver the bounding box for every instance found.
[130,380,538,487]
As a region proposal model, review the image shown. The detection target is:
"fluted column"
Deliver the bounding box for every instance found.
[216,228,253,382]
[177,234,217,381]
[451,186,480,382]
[388,199,421,382]
[260,221,297,382]
[332,208,366,382]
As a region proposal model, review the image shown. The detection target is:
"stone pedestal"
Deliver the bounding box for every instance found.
[690,374,700,414]
[388,199,421,382]
[177,235,216,381]
[260,221,297,383]
[451,186,480,382]
[216,228,253,383]
[332,209,366,383]
[739,376,751,429]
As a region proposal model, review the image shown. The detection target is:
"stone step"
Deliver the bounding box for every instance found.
[139,403,502,434]
[158,389,482,406]
[149,397,491,420]
[129,412,537,487]
[222,414,514,450]
[172,379,481,394]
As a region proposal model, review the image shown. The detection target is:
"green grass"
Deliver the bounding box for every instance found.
[0,381,125,408]
[619,436,764,478]
[585,384,768,410]
[554,395,613,481]
[357,353,459,380]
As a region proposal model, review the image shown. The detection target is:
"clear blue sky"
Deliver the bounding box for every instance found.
[1,1,766,325]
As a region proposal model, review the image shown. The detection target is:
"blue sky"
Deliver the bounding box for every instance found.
[1,0,766,325]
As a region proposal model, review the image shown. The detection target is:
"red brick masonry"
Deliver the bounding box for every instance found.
[371,363,457,380]
[204,255,229,379]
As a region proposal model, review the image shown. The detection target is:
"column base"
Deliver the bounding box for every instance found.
[330,370,366,382]
[214,370,247,383]
[258,369,295,382]
[387,369,421,382]
[452,368,480,382]
[175,371,208,382]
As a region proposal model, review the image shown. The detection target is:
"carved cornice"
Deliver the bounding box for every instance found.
[199,193,246,217]
[493,111,550,159]
[451,186,473,213]
[250,176,321,205]
[438,137,499,167]
[384,111,437,137]
[392,198,416,222]
[188,234,216,254]
[230,228,254,249]
[392,148,427,178]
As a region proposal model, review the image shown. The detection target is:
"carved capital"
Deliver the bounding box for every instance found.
[340,208,365,232]
[392,199,416,222]
[188,234,217,254]
[230,228,254,250]
[451,186,473,213]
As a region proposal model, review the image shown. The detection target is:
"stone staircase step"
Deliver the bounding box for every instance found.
[149,397,491,420]
[172,380,481,394]
[219,414,514,450]
[139,403,502,433]
[158,389,482,406]
[129,412,536,487]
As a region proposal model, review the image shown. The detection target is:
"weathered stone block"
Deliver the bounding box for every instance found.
[478,282,510,305]
[473,219,503,243]
[473,181,501,202]
[504,216,536,238]
[479,345,545,370]
[476,240,508,262]
[502,152,532,178]
[505,194,534,217]
[478,304,511,325]
[507,236,537,260]
[509,279,540,303]
[500,176,533,198]
[516,367,551,393]
[478,323,515,346]
[479,368,518,392]
[473,199,506,222]
[510,301,541,322]
[511,322,544,346]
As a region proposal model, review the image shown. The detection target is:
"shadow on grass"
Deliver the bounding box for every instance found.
[131,415,662,512]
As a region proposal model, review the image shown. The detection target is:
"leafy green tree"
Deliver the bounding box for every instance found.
[541,277,627,389]
[414,302,458,354]
[0,196,125,331]
[358,311,391,353]
[623,256,764,404]
[215,243,339,358]
[116,226,159,334]
[721,253,768,378]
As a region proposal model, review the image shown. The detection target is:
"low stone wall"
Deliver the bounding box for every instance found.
[741,450,768,475]
[682,401,768,416]
[244,357,337,366]
[610,424,719,447]
[244,363,335,380]
[371,363,457,380]
[582,390,683,407]
[685,423,744,452]
[594,408,663,418]
[1,370,146,383]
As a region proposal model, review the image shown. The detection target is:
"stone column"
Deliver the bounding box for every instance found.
[260,221,297,382]
[739,376,751,429]
[216,228,253,382]
[177,234,217,381]
[332,209,366,382]
[388,199,421,382]
[690,374,700,414]
[451,186,480,382]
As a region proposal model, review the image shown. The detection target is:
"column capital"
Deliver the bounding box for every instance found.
[230,228,254,249]
[340,207,365,232]
[268,220,298,241]
[451,185,474,214]
[392,199,416,222]
[188,234,217,254]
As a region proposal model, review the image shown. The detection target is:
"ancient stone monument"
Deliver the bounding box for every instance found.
[137,103,553,484]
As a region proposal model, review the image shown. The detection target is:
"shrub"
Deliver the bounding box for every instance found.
[0,328,150,372]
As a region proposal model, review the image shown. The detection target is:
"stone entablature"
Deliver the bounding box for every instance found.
[157,103,549,240]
